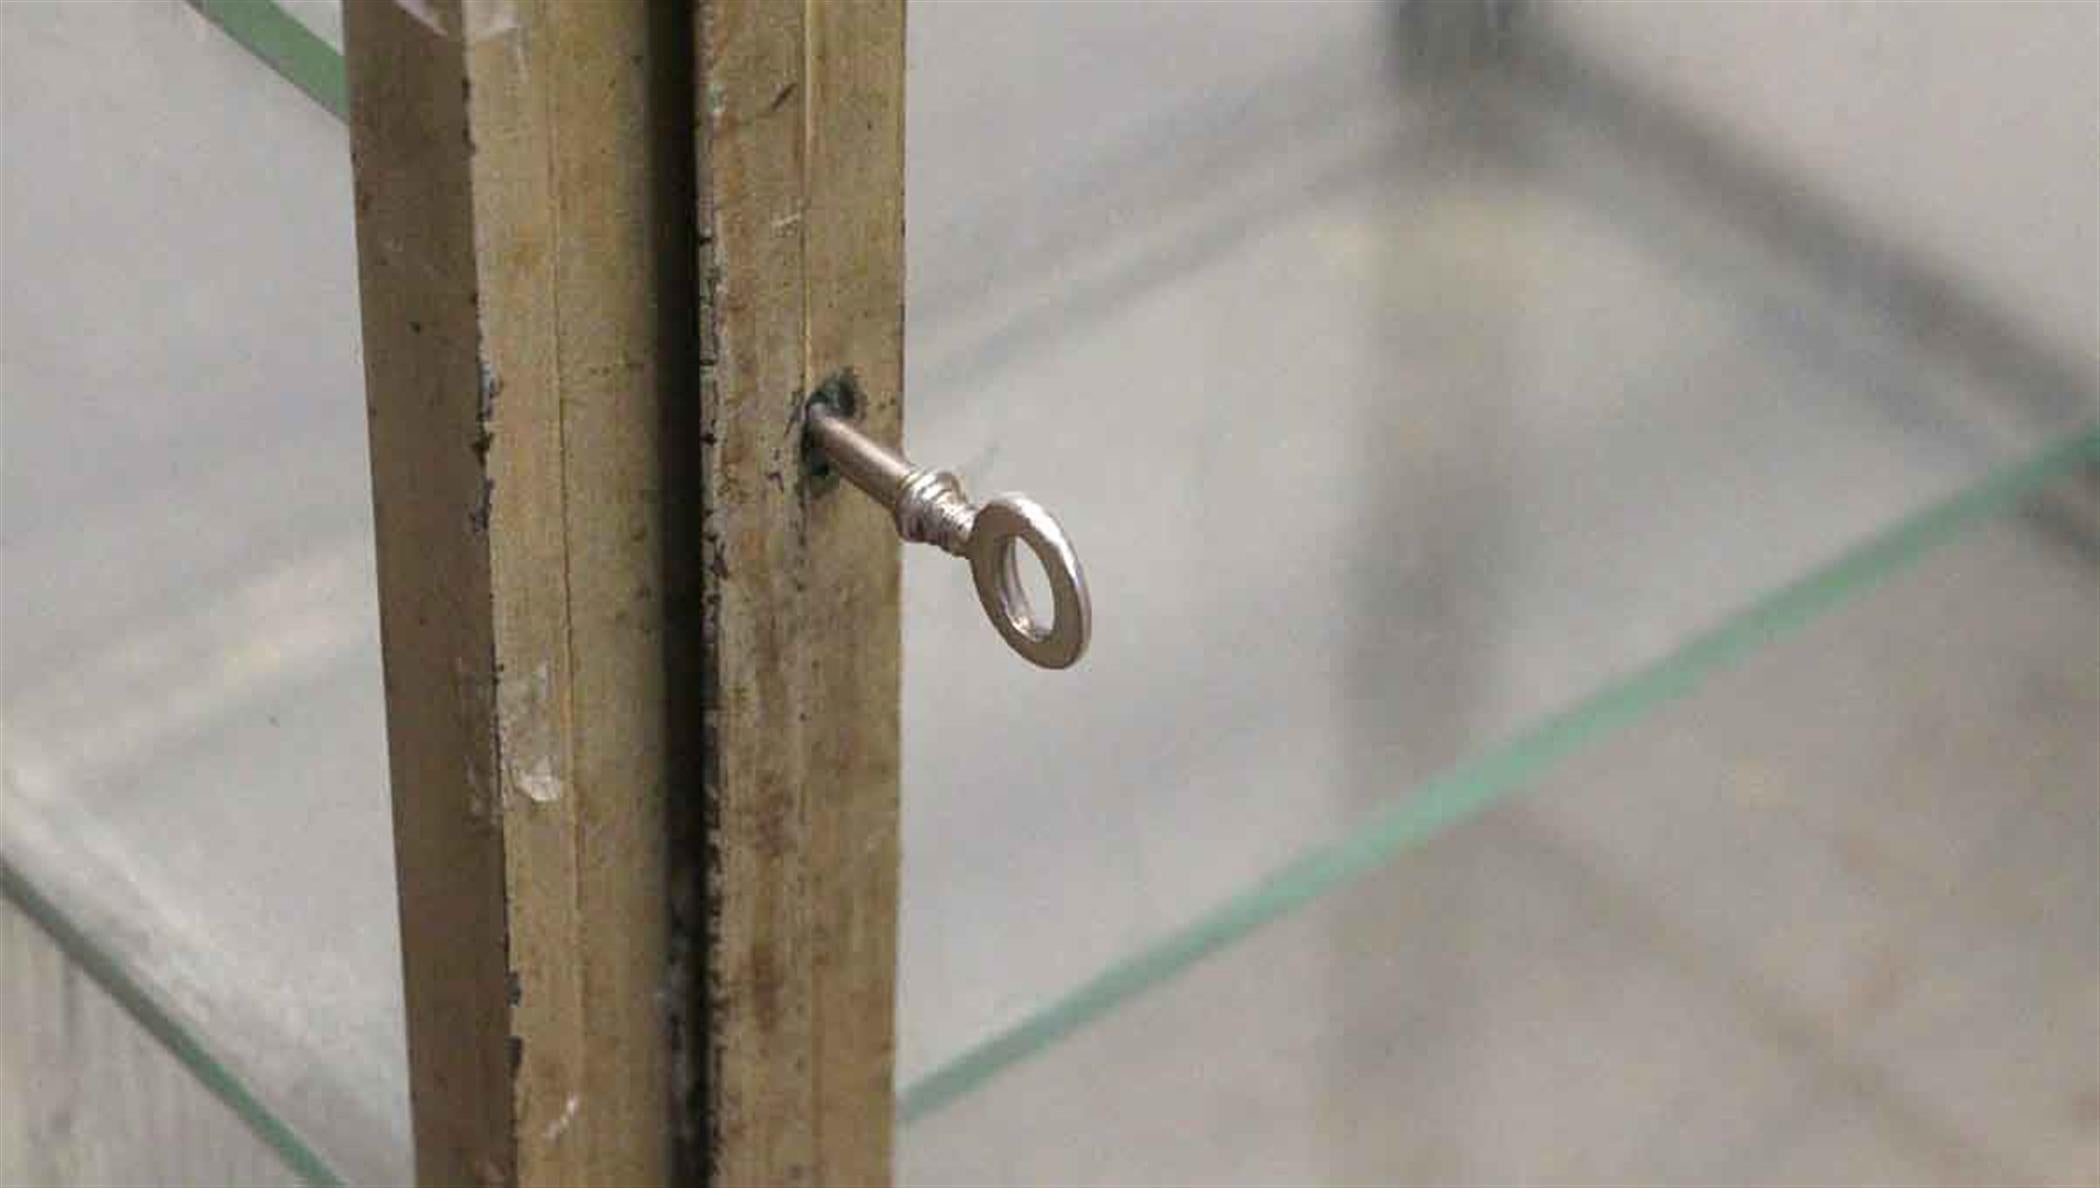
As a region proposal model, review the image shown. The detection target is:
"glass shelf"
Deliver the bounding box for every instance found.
[892,0,2095,1141]
[900,459,2100,1184]
[3,3,2093,1184]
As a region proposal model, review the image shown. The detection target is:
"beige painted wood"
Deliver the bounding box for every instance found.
[352,0,901,1182]
[347,0,688,1182]
[696,0,905,1184]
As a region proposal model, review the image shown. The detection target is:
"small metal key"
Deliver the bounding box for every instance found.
[805,375,1090,670]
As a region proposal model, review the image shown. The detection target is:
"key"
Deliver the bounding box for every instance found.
[804,374,1091,670]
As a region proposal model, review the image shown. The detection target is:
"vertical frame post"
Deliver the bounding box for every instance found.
[348,0,693,1181]
[349,0,904,1182]
[696,1,905,1184]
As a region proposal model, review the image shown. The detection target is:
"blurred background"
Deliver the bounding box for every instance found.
[3,2,2095,1184]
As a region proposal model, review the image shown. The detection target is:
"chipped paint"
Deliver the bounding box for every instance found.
[386,0,447,37]
[382,0,513,48]
[543,1093,581,1143]
[516,754,560,804]
[497,661,563,805]
[462,0,519,44]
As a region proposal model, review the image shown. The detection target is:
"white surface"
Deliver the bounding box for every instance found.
[1534,0,2100,389]
[1,897,300,1187]
[901,470,2100,1187]
[1,3,405,1182]
[894,0,2090,1094]
[1,3,2094,1184]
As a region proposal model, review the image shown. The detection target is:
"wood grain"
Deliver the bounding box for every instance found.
[696,0,905,1183]
[347,1,686,1181]
[352,0,900,1178]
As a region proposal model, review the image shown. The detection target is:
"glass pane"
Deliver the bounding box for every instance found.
[1,893,304,1187]
[7,3,2095,1183]
[898,0,2097,1164]
[900,461,2100,1185]
[1,2,400,1182]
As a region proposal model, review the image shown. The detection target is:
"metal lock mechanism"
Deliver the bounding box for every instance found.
[804,374,1091,670]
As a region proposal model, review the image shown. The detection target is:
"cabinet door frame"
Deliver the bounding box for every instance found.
[346,1,903,1181]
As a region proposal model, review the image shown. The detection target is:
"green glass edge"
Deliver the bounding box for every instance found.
[898,422,2100,1126]
[2,7,348,1181]
[191,0,347,121]
[118,0,2100,1145]
[0,858,346,1187]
